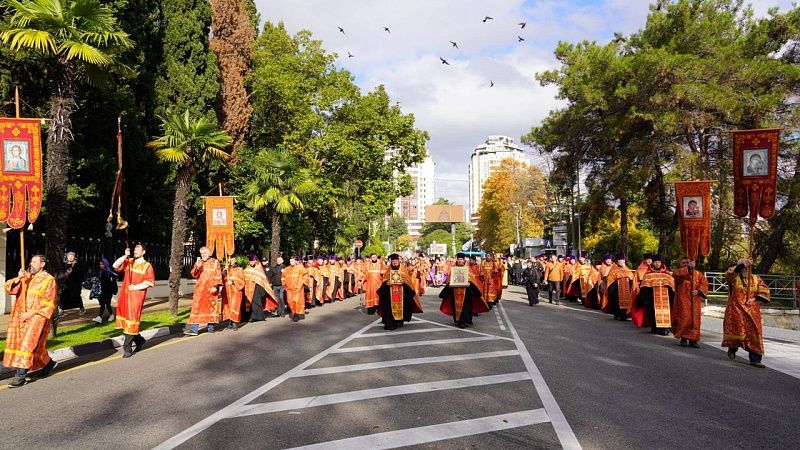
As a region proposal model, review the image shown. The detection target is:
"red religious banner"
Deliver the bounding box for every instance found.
[733,129,779,225]
[0,118,43,229]
[205,196,234,259]
[675,181,712,261]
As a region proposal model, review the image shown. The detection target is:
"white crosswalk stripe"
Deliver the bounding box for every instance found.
[155,296,581,450]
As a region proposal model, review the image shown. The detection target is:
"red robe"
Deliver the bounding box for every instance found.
[222,266,246,323]
[363,260,384,308]
[722,268,770,355]
[282,264,308,316]
[115,258,155,335]
[189,258,223,325]
[439,271,489,321]
[671,267,708,342]
[632,268,674,328]
[3,271,57,371]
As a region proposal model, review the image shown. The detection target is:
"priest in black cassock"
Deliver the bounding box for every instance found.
[377,254,423,330]
[440,253,489,327]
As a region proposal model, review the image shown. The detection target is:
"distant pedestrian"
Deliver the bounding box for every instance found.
[522,260,543,306]
[4,255,58,387]
[91,258,118,324]
[60,251,86,316]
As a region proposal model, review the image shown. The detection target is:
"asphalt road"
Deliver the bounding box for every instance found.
[1,286,798,450]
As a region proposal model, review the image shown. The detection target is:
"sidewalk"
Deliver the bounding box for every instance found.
[0,279,197,340]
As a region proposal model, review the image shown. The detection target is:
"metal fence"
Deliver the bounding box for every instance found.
[705,271,798,309]
[5,232,198,280]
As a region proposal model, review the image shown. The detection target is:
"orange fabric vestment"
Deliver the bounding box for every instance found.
[363,261,384,308]
[306,264,321,303]
[379,267,424,320]
[480,261,497,302]
[492,261,505,300]
[722,268,770,355]
[354,260,365,293]
[638,271,675,328]
[222,266,245,323]
[282,264,308,315]
[671,267,708,342]
[602,265,635,313]
[3,271,56,371]
[635,262,650,283]
[115,258,155,335]
[189,258,223,325]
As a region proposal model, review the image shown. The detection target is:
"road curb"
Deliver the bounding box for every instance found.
[1,323,186,379]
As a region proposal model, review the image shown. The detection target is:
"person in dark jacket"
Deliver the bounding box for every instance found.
[522,259,544,306]
[512,258,524,285]
[267,256,287,317]
[91,258,118,323]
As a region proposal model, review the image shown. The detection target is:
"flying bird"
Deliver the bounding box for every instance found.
[483,16,494,22]
[384,26,391,33]
[450,41,459,49]
[518,35,525,42]
[490,80,494,87]
[518,22,527,29]
[440,57,450,65]
[347,51,354,58]
[338,26,345,34]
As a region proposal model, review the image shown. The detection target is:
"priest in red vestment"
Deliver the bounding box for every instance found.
[671,257,708,348]
[723,258,771,368]
[113,244,156,357]
[4,255,58,387]
[377,254,423,330]
[186,247,223,335]
[363,253,384,315]
[439,253,489,328]
[222,259,245,330]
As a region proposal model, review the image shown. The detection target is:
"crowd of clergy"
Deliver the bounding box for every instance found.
[1,241,771,388]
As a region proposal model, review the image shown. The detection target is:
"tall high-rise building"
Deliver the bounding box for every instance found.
[386,150,435,238]
[468,135,528,228]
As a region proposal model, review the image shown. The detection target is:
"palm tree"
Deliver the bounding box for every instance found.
[244,149,317,264]
[149,110,231,315]
[0,0,133,272]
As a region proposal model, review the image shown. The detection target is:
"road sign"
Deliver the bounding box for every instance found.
[354,240,363,249]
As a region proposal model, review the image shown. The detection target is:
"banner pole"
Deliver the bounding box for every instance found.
[15,87,25,270]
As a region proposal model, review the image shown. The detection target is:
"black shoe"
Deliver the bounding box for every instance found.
[457,323,466,329]
[123,350,133,358]
[8,377,26,388]
[40,359,58,377]
[750,361,766,368]
[689,341,700,348]
[680,339,688,347]
[727,349,737,360]
[232,323,238,331]
[292,316,299,322]
[133,336,146,353]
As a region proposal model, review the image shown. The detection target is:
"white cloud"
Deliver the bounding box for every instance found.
[254,0,795,205]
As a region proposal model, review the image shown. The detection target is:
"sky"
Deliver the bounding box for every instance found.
[254,0,794,206]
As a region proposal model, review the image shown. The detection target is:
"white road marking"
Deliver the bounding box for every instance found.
[356,327,452,338]
[233,372,532,418]
[153,319,381,450]
[286,408,550,450]
[333,336,502,353]
[494,309,508,331]
[294,350,520,377]
[499,301,583,450]
[369,319,426,327]
[412,317,515,341]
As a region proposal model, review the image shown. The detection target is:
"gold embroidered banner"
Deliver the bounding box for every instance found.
[675,181,712,261]
[0,118,43,228]
[733,129,779,225]
[205,196,234,259]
